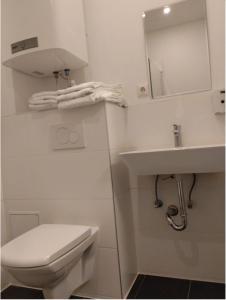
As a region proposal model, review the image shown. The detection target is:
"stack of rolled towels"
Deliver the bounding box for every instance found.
[28,82,127,111]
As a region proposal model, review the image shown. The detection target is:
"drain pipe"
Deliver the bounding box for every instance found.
[166,174,187,231]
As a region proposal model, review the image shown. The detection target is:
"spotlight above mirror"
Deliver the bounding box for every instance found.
[163,6,171,15]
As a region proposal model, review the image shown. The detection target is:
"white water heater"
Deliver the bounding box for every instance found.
[2,0,88,77]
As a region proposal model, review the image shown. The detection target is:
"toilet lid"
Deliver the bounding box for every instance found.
[1,224,91,268]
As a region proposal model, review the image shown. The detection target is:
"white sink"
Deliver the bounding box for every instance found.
[120,144,225,175]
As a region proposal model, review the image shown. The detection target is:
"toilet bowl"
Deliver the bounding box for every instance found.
[1,224,99,299]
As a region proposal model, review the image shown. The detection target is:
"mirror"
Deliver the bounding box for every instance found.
[143,0,211,99]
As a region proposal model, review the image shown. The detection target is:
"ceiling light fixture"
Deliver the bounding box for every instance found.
[163,6,171,15]
[142,12,146,18]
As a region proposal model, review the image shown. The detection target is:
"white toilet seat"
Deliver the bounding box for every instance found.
[1,224,92,268]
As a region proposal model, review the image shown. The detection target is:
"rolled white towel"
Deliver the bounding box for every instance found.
[29,102,58,111]
[105,97,127,107]
[57,82,103,95]
[56,87,94,102]
[58,96,97,110]
[90,88,121,101]
[32,90,58,98]
[95,84,123,92]
[58,94,127,111]
[31,95,58,101]
[29,98,58,105]
[90,88,127,107]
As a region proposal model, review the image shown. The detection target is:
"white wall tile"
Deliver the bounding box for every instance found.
[3,150,112,200]
[130,172,225,282]
[1,201,10,289]
[1,66,46,116]
[137,233,225,283]
[126,92,224,151]
[2,114,31,157]
[131,173,225,236]
[105,102,139,296]
[30,151,112,200]
[129,173,153,190]
[2,103,109,158]
[2,157,33,200]
[113,191,137,297]
[105,103,128,152]
[76,247,122,298]
[1,68,16,117]
[107,114,138,297]
[1,201,8,245]
[28,103,109,155]
[110,151,130,196]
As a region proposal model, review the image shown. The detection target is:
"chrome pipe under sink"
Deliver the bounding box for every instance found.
[166,174,187,231]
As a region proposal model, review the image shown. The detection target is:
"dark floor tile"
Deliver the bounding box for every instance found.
[127,274,146,299]
[189,280,225,299]
[1,286,89,299]
[1,286,44,299]
[136,275,190,299]
[70,296,89,299]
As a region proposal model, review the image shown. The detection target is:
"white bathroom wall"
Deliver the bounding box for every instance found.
[1,7,122,294]
[1,2,10,288]
[1,102,122,298]
[1,0,225,296]
[1,1,124,298]
[1,200,10,290]
[125,91,225,282]
[83,0,224,101]
[130,173,225,282]
[83,0,225,283]
[1,66,48,116]
[105,103,137,297]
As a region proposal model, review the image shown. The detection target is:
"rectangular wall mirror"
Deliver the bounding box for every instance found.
[143,0,211,99]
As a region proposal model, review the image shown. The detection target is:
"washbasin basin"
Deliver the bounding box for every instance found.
[120,144,225,175]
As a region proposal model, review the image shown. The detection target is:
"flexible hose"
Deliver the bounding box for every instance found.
[155,175,159,202]
[188,173,197,208]
[154,175,163,207]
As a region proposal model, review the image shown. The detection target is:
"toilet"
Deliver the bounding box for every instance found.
[1,224,99,299]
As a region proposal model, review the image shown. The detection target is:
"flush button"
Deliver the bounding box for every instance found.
[70,131,79,143]
[51,122,85,150]
[56,127,70,145]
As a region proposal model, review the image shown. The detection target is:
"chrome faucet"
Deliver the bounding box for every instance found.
[173,124,182,147]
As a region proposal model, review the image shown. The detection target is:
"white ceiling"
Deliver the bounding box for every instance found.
[144,0,207,33]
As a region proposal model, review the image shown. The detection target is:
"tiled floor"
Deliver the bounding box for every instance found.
[127,275,225,299]
[1,285,86,299]
[1,276,225,299]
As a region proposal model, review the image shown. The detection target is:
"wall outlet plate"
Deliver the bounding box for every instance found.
[212,90,225,114]
[137,84,148,97]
